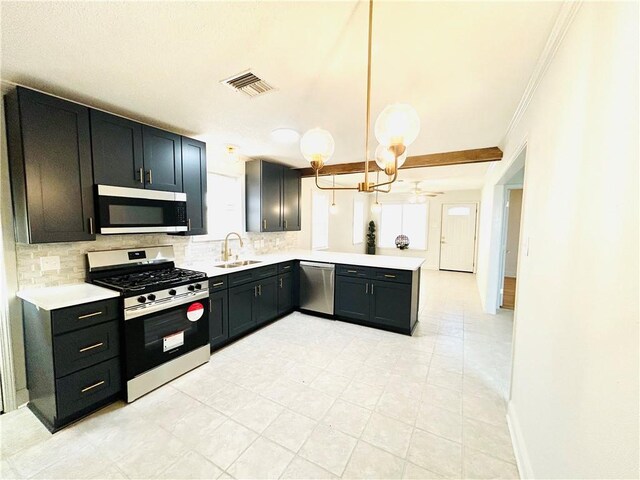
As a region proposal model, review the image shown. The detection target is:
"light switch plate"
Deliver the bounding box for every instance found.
[40,256,60,272]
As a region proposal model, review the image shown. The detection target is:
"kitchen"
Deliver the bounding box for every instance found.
[1,1,638,480]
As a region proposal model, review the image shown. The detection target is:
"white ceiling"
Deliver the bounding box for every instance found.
[1,1,561,169]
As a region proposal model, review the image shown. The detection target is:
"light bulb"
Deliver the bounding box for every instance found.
[300,128,335,171]
[371,202,382,214]
[374,103,420,148]
[330,203,339,215]
[375,144,407,175]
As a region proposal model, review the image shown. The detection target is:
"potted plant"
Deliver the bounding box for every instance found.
[366,220,376,255]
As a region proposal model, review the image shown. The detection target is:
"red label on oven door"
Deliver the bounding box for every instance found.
[186,302,204,322]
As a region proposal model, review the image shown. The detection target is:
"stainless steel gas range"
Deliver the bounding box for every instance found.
[86,245,209,402]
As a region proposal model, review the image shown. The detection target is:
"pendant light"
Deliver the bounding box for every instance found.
[301,0,420,193]
[329,175,339,214]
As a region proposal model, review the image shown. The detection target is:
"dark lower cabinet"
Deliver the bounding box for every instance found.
[335,266,420,335]
[179,137,207,235]
[335,276,371,321]
[142,126,182,192]
[277,272,294,314]
[228,282,257,338]
[256,276,278,326]
[209,289,229,349]
[5,87,96,243]
[21,298,122,432]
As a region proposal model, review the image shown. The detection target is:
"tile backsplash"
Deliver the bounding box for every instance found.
[15,232,300,289]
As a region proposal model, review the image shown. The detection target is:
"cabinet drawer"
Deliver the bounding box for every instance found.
[209,275,228,291]
[372,268,412,284]
[56,357,121,421]
[52,298,120,335]
[278,261,295,273]
[228,270,256,287]
[54,321,120,378]
[254,265,278,279]
[336,264,371,278]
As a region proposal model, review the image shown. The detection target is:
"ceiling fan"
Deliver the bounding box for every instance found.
[401,181,443,203]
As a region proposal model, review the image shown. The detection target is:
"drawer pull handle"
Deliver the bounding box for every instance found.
[365,283,369,294]
[384,274,396,278]
[79,342,104,353]
[283,265,291,270]
[81,380,105,393]
[347,270,357,273]
[78,311,103,320]
[371,284,375,295]
[212,282,224,287]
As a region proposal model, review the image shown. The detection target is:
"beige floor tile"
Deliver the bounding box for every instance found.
[281,456,337,479]
[463,448,519,479]
[289,386,336,420]
[415,403,463,443]
[196,419,258,470]
[263,409,318,452]
[361,413,413,458]
[168,403,227,447]
[406,428,462,478]
[117,430,189,479]
[227,437,293,479]
[310,371,352,397]
[342,441,405,479]
[422,384,462,414]
[205,382,257,416]
[322,399,371,437]
[231,395,284,433]
[402,462,444,479]
[30,444,111,479]
[341,380,384,410]
[157,450,223,479]
[463,417,517,464]
[462,393,507,427]
[375,390,420,426]
[299,424,357,476]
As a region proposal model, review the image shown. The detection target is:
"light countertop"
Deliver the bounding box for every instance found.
[184,250,425,278]
[17,283,121,311]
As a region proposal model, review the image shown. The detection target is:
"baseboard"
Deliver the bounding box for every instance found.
[507,402,535,479]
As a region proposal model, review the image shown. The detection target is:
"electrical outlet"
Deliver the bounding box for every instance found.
[40,256,60,272]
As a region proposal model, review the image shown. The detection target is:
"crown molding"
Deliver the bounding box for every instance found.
[501,1,583,147]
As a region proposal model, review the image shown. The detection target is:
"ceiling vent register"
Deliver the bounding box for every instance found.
[221,70,274,98]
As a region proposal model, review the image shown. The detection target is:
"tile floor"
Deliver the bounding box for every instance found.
[0,270,519,479]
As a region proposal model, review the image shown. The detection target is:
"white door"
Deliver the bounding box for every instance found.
[439,203,478,272]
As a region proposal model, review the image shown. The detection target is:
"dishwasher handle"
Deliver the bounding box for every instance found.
[299,261,335,270]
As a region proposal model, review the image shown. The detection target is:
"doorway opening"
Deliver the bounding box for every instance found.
[500,187,524,309]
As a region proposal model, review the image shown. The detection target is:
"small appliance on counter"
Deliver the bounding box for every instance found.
[86,245,209,402]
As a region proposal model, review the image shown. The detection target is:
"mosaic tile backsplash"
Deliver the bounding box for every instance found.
[15,232,300,289]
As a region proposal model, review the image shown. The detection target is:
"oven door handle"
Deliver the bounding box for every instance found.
[124,290,209,321]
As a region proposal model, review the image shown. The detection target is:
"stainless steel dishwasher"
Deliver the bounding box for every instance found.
[299,262,335,315]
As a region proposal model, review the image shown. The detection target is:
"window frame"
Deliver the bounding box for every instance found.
[378,202,429,250]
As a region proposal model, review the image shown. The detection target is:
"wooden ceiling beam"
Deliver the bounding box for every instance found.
[295,146,503,177]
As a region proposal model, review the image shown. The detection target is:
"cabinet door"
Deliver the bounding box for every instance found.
[261,161,283,232]
[90,110,144,188]
[209,290,228,349]
[277,272,293,314]
[142,126,183,192]
[282,168,301,231]
[256,276,278,326]
[11,88,95,243]
[228,282,257,337]
[334,276,370,321]
[370,280,412,330]
[180,137,207,235]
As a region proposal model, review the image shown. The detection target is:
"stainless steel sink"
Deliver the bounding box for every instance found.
[214,260,262,269]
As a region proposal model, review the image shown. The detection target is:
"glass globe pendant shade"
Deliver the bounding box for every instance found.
[374,103,420,148]
[375,144,407,175]
[300,128,335,171]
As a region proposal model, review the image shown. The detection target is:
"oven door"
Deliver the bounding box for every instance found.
[96,185,188,234]
[124,292,210,380]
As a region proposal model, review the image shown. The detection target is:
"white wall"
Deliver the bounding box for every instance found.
[476,3,639,478]
[504,189,522,277]
[372,190,481,270]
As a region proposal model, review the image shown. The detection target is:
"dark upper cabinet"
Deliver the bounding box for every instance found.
[256,276,278,326]
[5,87,96,243]
[282,168,301,231]
[335,276,370,321]
[90,110,144,188]
[277,272,294,315]
[246,159,301,232]
[228,282,257,338]
[209,289,228,349]
[179,137,207,235]
[142,126,182,192]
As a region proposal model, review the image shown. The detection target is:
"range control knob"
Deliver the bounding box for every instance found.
[194,284,202,290]
[137,296,146,304]
[187,285,195,292]
[147,294,156,301]
[168,289,177,296]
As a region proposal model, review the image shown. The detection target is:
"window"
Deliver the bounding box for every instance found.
[379,203,428,250]
[353,199,365,245]
[312,191,329,250]
[196,173,243,240]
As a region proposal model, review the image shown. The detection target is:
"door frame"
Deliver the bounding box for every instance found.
[497,186,524,307]
[438,202,480,273]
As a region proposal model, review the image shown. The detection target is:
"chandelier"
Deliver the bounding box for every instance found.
[300,0,420,193]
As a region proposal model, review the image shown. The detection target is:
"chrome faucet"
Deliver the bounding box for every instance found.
[223,232,244,262]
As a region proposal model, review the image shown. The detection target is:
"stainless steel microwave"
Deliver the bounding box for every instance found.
[96,185,188,234]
